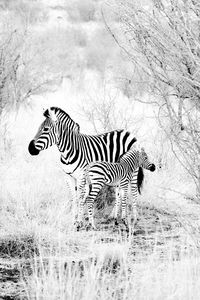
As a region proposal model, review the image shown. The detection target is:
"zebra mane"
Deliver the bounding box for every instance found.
[101,129,124,136]
[43,107,80,132]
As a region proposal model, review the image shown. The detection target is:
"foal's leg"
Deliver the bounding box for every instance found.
[130,174,138,225]
[120,185,129,232]
[85,182,104,230]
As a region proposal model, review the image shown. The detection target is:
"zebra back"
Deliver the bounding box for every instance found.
[30,107,137,168]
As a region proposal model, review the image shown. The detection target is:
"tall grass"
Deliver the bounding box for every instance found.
[21,230,200,300]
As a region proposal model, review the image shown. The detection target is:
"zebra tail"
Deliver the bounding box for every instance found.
[137,167,144,194]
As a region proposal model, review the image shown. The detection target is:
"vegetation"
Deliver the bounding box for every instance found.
[111,0,200,193]
[0,0,200,299]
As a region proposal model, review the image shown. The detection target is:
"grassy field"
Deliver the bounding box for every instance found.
[1,154,200,300]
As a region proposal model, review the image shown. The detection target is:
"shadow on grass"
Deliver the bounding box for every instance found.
[0,235,39,299]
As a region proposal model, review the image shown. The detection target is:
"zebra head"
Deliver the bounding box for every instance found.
[28,108,59,155]
[139,148,156,172]
[28,107,80,156]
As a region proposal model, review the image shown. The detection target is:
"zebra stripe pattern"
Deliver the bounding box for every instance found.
[28,107,137,228]
[85,147,155,230]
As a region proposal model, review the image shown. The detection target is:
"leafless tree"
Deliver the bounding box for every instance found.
[0,26,61,157]
[80,83,141,133]
[106,0,200,195]
[0,29,60,116]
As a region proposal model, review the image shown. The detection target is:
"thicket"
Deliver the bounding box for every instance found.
[110,0,200,195]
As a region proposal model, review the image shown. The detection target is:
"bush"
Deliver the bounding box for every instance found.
[0,0,48,25]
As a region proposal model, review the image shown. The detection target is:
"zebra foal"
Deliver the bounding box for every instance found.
[85,147,156,230]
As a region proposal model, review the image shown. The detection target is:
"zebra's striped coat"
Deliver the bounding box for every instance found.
[85,147,155,230]
[28,107,138,227]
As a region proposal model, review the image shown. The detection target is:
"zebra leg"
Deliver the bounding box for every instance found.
[130,175,138,225]
[110,186,121,220]
[65,175,79,226]
[120,187,129,232]
[85,196,95,230]
[85,183,103,230]
[76,175,87,230]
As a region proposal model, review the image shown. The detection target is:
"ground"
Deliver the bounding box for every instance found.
[0,194,200,299]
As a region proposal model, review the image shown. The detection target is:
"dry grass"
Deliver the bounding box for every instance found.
[1,157,200,300]
[1,227,200,299]
[1,110,200,300]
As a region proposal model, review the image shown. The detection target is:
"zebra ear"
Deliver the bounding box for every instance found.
[141,147,145,152]
[49,107,58,122]
[43,108,57,122]
[43,108,50,118]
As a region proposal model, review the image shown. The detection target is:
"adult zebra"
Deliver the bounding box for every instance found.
[28,106,138,229]
[85,147,156,230]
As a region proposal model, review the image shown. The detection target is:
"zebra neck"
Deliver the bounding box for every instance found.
[57,127,77,150]
[129,161,139,172]
[57,129,82,165]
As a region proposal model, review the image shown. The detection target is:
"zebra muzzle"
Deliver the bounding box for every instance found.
[28,140,40,156]
[149,164,156,172]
